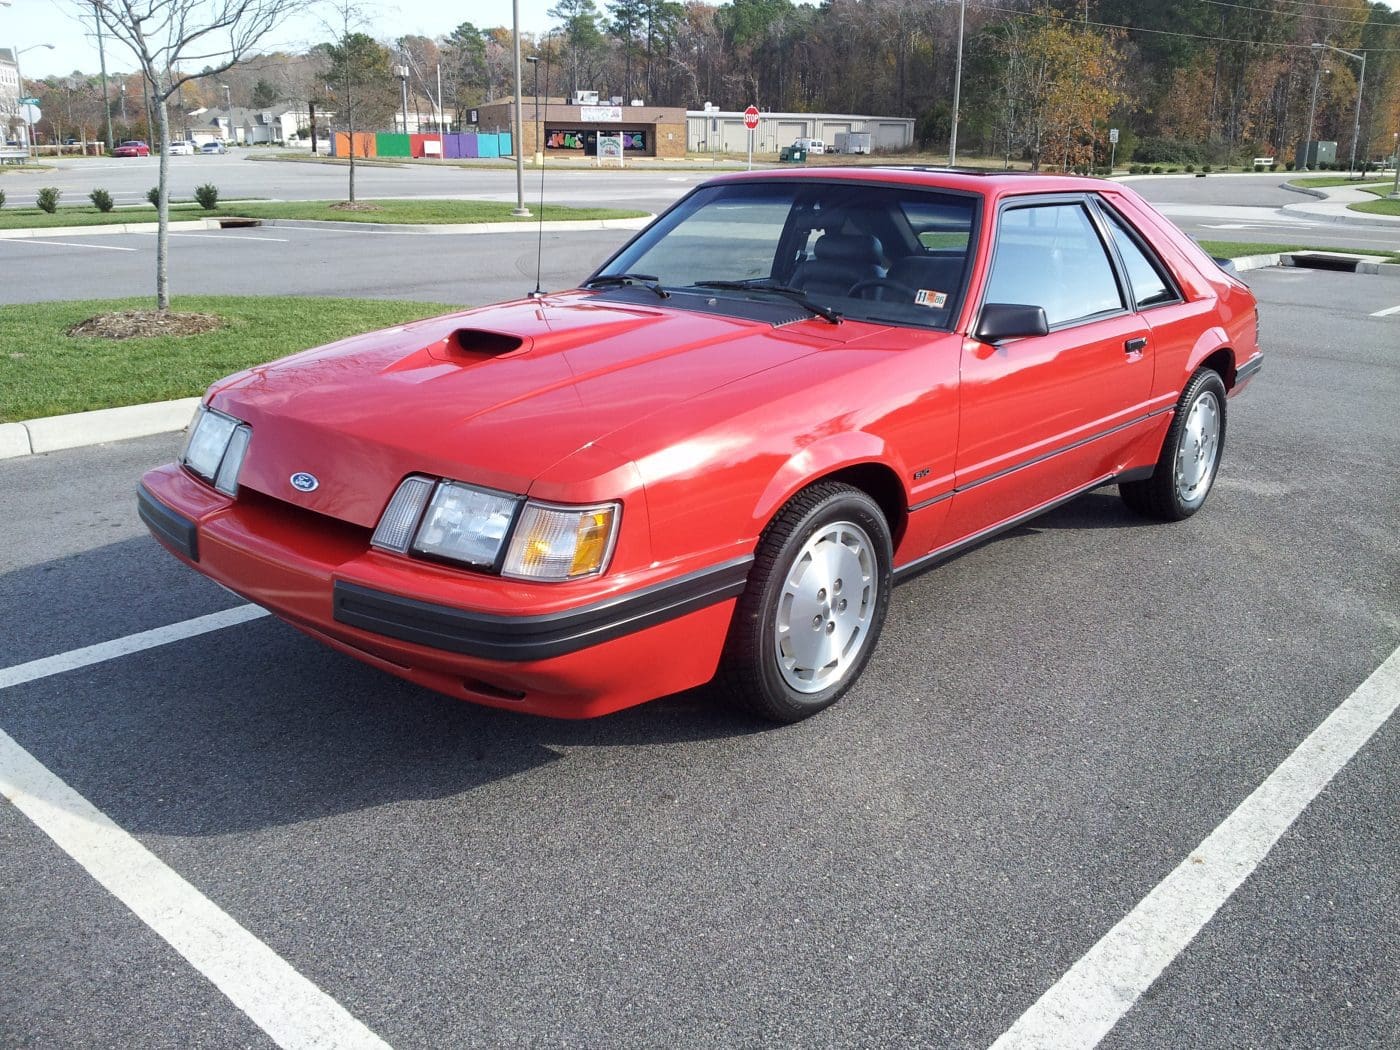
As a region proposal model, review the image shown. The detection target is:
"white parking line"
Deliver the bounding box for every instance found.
[0,728,392,1050]
[990,644,1400,1050]
[0,603,392,1048]
[3,239,138,252]
[1370,304,1400,318]
[0,604,268,690]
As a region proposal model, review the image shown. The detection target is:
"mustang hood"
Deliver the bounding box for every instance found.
[210,294,831,528]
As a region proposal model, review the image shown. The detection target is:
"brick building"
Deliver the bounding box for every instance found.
[474,97,687,160]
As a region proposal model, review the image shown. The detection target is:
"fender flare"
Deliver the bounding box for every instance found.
[1185,327,1236,384]
[751,431,910,529]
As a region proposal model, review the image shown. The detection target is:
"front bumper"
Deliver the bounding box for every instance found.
[138,465,749,717]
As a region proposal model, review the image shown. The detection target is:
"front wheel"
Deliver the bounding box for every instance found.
[719,483,892,723]
[1121,368,1227,521]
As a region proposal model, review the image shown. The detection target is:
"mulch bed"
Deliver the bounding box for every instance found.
[328,201,383,212]
[67,310,225,340]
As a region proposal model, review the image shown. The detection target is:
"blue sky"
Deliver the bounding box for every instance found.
[9,0,567,80]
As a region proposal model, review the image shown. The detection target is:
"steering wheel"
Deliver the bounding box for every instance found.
[848,277,918,302]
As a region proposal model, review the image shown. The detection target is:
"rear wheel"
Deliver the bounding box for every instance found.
[719,483,892,723]
[1121,368,1227,521]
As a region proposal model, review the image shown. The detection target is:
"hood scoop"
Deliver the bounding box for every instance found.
[429,328,528,363]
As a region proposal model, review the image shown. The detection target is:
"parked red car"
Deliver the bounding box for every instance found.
[140,169,1262,722]
[113,140,150,157]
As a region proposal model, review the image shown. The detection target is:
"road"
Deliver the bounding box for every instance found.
[0,152,709,212]
[1,267,1397,1049]
[1,164,1397,311]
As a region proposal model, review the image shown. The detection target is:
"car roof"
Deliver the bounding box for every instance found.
[703,166,1115,203]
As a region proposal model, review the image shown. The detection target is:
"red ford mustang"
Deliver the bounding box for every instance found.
[139,169,1262,722]
[113,140,151,157]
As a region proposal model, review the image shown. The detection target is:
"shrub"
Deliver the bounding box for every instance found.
[1151,166,1164,174]
[194,183,219,209]
[147,185,161,207]
[1132,137,1205,166]
[1285,162,1295,171]
[36,187,61,213]
[1168,167,1179,173]
[89,188,115,212]
[1202,164,1213,173]
[1185,164,1195,173]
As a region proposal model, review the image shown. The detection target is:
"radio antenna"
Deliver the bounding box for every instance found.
[529,51,549,299]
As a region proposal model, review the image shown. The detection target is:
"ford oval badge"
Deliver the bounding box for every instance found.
[290,472,319,493]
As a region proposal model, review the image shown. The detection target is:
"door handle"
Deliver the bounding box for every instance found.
[1125,336,1148,354]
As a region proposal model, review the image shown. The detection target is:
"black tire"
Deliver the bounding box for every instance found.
[1121,368,1228,521]
[719,482,893,723]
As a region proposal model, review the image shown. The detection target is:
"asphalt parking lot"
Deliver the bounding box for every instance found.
[2,264,1396,1048]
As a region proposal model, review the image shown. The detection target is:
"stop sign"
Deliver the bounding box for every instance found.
[743,105,760,130]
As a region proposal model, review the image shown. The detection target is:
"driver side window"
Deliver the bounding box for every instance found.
[985,203,1124,327]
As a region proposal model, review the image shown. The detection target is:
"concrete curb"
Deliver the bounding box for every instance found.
[0,220,213,240]
[0,214,654,239]
[1227,253,1282,272]
[251,215,654,235]
[0,398,199,460]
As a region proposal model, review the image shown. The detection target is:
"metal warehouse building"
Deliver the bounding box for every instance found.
[686,109,915,154]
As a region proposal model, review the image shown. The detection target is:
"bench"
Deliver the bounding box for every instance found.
[1252,156,1276,170]
[0,146,29,164]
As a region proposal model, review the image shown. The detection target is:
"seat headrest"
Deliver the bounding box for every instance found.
[813,233,883,264]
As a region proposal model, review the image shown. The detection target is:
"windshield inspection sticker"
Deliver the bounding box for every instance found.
[914,289,948,308]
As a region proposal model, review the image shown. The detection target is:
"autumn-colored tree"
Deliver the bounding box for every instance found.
[998,21,1126,171]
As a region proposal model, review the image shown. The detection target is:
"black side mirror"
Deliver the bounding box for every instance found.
[975,303,1050,344]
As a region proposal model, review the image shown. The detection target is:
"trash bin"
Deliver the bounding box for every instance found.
[780,146,807,164]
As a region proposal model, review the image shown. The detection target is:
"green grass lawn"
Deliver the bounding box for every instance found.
[1198,239,1400,263]
[0,198,647,230]
[1347,196,1400,217]
[0,296,447,422]
[1286,175,1392,189]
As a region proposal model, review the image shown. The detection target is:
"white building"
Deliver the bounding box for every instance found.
[0,48,21,133]
[687,108,915,154]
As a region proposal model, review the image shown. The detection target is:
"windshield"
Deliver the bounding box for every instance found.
[595,180,978,330]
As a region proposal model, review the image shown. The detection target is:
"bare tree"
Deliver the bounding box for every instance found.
[88,0,307,310]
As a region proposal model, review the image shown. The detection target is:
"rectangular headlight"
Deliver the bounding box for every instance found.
[502,501,620,580]
[411,481,521,569]
[181,406,249,494]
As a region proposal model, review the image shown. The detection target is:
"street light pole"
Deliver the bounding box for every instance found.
[510,0,529,217]
[527,54,540,167]
[1302,56,1325,171]
[948,0,965,166]
[12,42,56,154]
[1312,42,1366,177]
[221,82,232,142]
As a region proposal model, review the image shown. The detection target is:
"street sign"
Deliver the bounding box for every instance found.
[743,105,760,130]
[20,97,40,105]
[1109,128,1119,144]
[20,104,41,124]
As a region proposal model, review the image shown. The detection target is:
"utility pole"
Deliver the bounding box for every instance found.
[949,0,965,166]
[510,0,529,216]
[92,3,114,153]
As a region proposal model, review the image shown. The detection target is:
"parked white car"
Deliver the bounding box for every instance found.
[166,140,197,156]
[793,138,826,155]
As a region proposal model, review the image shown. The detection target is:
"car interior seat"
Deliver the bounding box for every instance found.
[791,233,886,297]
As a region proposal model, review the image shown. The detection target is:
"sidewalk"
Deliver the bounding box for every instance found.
[1279,179,1400,225]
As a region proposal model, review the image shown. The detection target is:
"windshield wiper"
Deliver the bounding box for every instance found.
[584,272,669,299]
[693,280,842,324]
